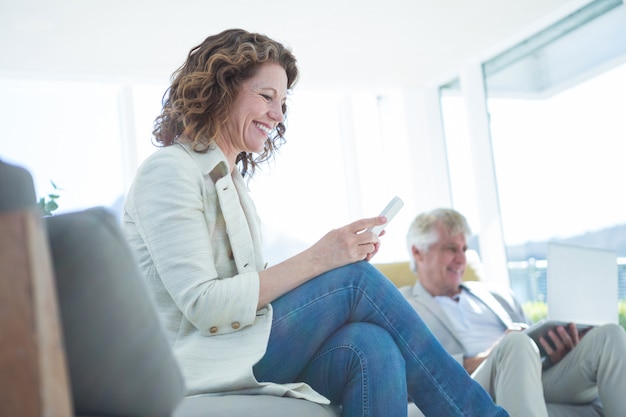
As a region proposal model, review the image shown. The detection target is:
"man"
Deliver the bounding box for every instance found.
[400,208,626,417]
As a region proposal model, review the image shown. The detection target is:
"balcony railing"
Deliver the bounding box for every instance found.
[509,257,626,303]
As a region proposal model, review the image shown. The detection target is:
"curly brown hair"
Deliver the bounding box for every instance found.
[153,28,299,177]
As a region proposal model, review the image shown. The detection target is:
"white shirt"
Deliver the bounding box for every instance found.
[435,288,507,357]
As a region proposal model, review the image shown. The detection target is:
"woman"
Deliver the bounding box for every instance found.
[123,28,508,417]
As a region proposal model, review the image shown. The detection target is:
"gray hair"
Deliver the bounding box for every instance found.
[406,208,472,271]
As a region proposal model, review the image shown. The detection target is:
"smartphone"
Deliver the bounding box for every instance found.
[366,196,404,236]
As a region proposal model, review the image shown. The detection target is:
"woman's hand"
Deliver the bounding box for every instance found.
[308,216,387,270]
[257,216,386,308]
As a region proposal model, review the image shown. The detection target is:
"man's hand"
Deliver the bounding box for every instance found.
[539,322,580,366]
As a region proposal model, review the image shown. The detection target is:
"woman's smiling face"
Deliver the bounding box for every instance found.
[223,62,288,156]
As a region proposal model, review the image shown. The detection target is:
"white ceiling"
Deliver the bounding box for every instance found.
[0,0,588,91]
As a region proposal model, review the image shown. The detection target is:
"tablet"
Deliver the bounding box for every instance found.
[523,319,593,357]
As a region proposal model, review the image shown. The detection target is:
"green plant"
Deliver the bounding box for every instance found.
[38,180,61,216]
[619,301,626,331]
[522,301,548,324]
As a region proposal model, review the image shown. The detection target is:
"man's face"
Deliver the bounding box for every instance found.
[414,222,467,297]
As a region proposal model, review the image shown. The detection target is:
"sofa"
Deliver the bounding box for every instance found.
[3,159,431,417]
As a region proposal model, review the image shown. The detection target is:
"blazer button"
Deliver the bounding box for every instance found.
[231,322,240,330]
[209,326,218,334]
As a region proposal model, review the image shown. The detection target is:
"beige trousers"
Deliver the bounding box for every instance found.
[472,324,626,417]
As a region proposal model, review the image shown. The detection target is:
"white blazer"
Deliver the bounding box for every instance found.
[123,142,327,403]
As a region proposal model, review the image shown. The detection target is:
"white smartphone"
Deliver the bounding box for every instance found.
[366,196,404,236]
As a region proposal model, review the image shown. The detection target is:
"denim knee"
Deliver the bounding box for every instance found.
[315,322,406,387]
[308,322,408,417]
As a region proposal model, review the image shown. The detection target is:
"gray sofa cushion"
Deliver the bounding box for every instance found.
[46,207,185,417]
[0,160,36,212]
[174,395,342,417]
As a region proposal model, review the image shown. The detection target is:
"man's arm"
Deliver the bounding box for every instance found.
[464,353,489,374]
[463,335,503,374]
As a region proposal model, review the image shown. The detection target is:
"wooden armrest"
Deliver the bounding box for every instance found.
[0,209,72,417]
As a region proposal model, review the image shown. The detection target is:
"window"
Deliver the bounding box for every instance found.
[483,0,626,306]
[251,89,414,265]
[440,80,481,253]
[0,78,126,214]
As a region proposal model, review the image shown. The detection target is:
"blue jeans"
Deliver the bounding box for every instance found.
[253,261,509,417]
